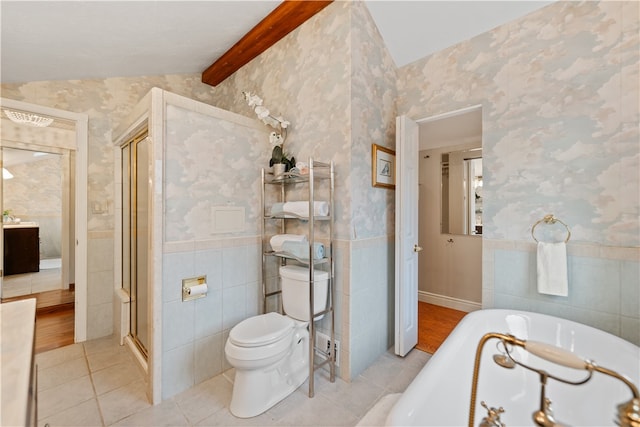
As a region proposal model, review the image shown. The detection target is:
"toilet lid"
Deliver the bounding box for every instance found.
[229,312,294,347]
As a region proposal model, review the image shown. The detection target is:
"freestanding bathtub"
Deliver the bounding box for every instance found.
[386,309,640,426]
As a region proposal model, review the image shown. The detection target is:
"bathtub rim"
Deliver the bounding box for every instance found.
[385,308,640,426]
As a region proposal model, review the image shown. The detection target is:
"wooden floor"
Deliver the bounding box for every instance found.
[2,288,75,354]
[416,302,467,354]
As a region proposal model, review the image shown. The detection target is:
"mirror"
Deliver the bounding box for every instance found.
[441,147,482,235]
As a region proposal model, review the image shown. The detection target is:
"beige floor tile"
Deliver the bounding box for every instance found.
[2,275,32,297]
[403,348,431,368]
[38,356,90,392]
[36,343,85,370]
[355,393,401,427]
[383,349,429,393]
[91,360,144,395]
[358,352,404,391]
[83,335,121,356]
[86,345,134,372]
[38,375,95,420]
[97,379,151,426]
[33,337,431,427]
[261,382,310,422]
[318,374,385,419]
[197,407,279,426]
[385,365,424,394]
[111,399,189,426]
[174,374,233,425]
[38,398,103,427]
[31,270,62,293]
[274,393,359,426]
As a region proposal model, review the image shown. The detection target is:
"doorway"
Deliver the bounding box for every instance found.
[2,147,69,297]
[395,107,483,355]
[0,98,88,342]
[416,106,482,313]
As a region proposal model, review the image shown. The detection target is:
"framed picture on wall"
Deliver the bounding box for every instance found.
[372,144,396,189]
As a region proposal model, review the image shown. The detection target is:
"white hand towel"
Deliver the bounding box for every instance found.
[270,234,307,252]
[536,242,568,296]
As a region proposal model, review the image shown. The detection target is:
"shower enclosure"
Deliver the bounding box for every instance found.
[113,88,269,403]
[120,129,150,358]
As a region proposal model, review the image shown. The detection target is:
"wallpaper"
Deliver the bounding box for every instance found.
[397,1,639,247]
[164,105,267,241]
[349,1,398,239]
[3,154,64,258]
[209,1,354,240]
[1,74,218,234]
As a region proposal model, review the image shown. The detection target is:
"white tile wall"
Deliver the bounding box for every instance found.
[348,236,395,378]
[87,237,114,339]
[489,242,640,345]
[161,240,262,400]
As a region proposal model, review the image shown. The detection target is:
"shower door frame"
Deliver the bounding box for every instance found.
[120,127,151,359]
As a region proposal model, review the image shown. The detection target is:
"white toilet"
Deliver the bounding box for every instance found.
[224,265,329,418]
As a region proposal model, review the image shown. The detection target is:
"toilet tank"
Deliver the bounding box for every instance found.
[279,265,329,321]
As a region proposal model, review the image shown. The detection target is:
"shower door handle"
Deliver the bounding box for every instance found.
[413,244,423,253]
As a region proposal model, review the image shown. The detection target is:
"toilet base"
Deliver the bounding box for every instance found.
[229,328,309,418]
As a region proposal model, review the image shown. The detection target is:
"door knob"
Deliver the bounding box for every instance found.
[413,244,423,252]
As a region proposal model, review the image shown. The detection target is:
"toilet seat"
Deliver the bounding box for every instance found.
[229,312,294,348]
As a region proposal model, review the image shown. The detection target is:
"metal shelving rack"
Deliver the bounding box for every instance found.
[260,158,335,397]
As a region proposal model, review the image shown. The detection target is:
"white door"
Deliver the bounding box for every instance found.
[395,115,420,356]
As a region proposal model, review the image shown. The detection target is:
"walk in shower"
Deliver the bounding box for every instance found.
[120,128,150,358]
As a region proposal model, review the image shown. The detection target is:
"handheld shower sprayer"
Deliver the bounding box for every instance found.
[470,332,640,427]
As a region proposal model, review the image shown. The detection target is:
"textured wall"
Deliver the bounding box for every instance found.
[209,1,399,379]
[1,75,218,234]
[164,105,267,241]
[398,1,639,246]
[161,104,264,399]
[208,2,353,239]
[347,1,398,377]
[1,74,218,339]
[397,1,639,344]
[350,1,398,239]
[3,154,63,258]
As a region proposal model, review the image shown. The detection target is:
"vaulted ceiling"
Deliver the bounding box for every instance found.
[0,1,552,85]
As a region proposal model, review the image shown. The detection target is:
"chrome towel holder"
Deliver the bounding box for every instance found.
[531,214,571,243]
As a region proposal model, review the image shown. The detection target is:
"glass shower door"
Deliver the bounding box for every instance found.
[121,130,149,357]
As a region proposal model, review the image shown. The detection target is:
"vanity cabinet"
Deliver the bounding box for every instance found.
[3,226,40,275]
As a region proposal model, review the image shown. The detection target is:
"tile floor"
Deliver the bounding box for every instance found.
[36,335,431,426]
[3,264,62,298]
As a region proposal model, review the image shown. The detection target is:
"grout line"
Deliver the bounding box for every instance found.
[83,343,107,427]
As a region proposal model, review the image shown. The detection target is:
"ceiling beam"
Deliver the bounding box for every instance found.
[202,0,332,87]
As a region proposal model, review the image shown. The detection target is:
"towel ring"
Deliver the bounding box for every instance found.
[531,214,571,243]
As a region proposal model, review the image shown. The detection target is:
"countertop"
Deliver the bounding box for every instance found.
[3,222,39,229]
[0,298,37,426]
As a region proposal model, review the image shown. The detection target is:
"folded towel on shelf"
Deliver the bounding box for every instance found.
[281,241,326,260]
[269,234,307,252]
[536,242,568,296]
[270,201,329,218]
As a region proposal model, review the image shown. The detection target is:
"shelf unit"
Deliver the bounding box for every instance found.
[261,158,335,397]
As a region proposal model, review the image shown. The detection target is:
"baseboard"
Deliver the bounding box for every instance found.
[417,291,481,313]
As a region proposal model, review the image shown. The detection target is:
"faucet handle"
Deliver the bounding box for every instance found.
[479,401,505,427]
